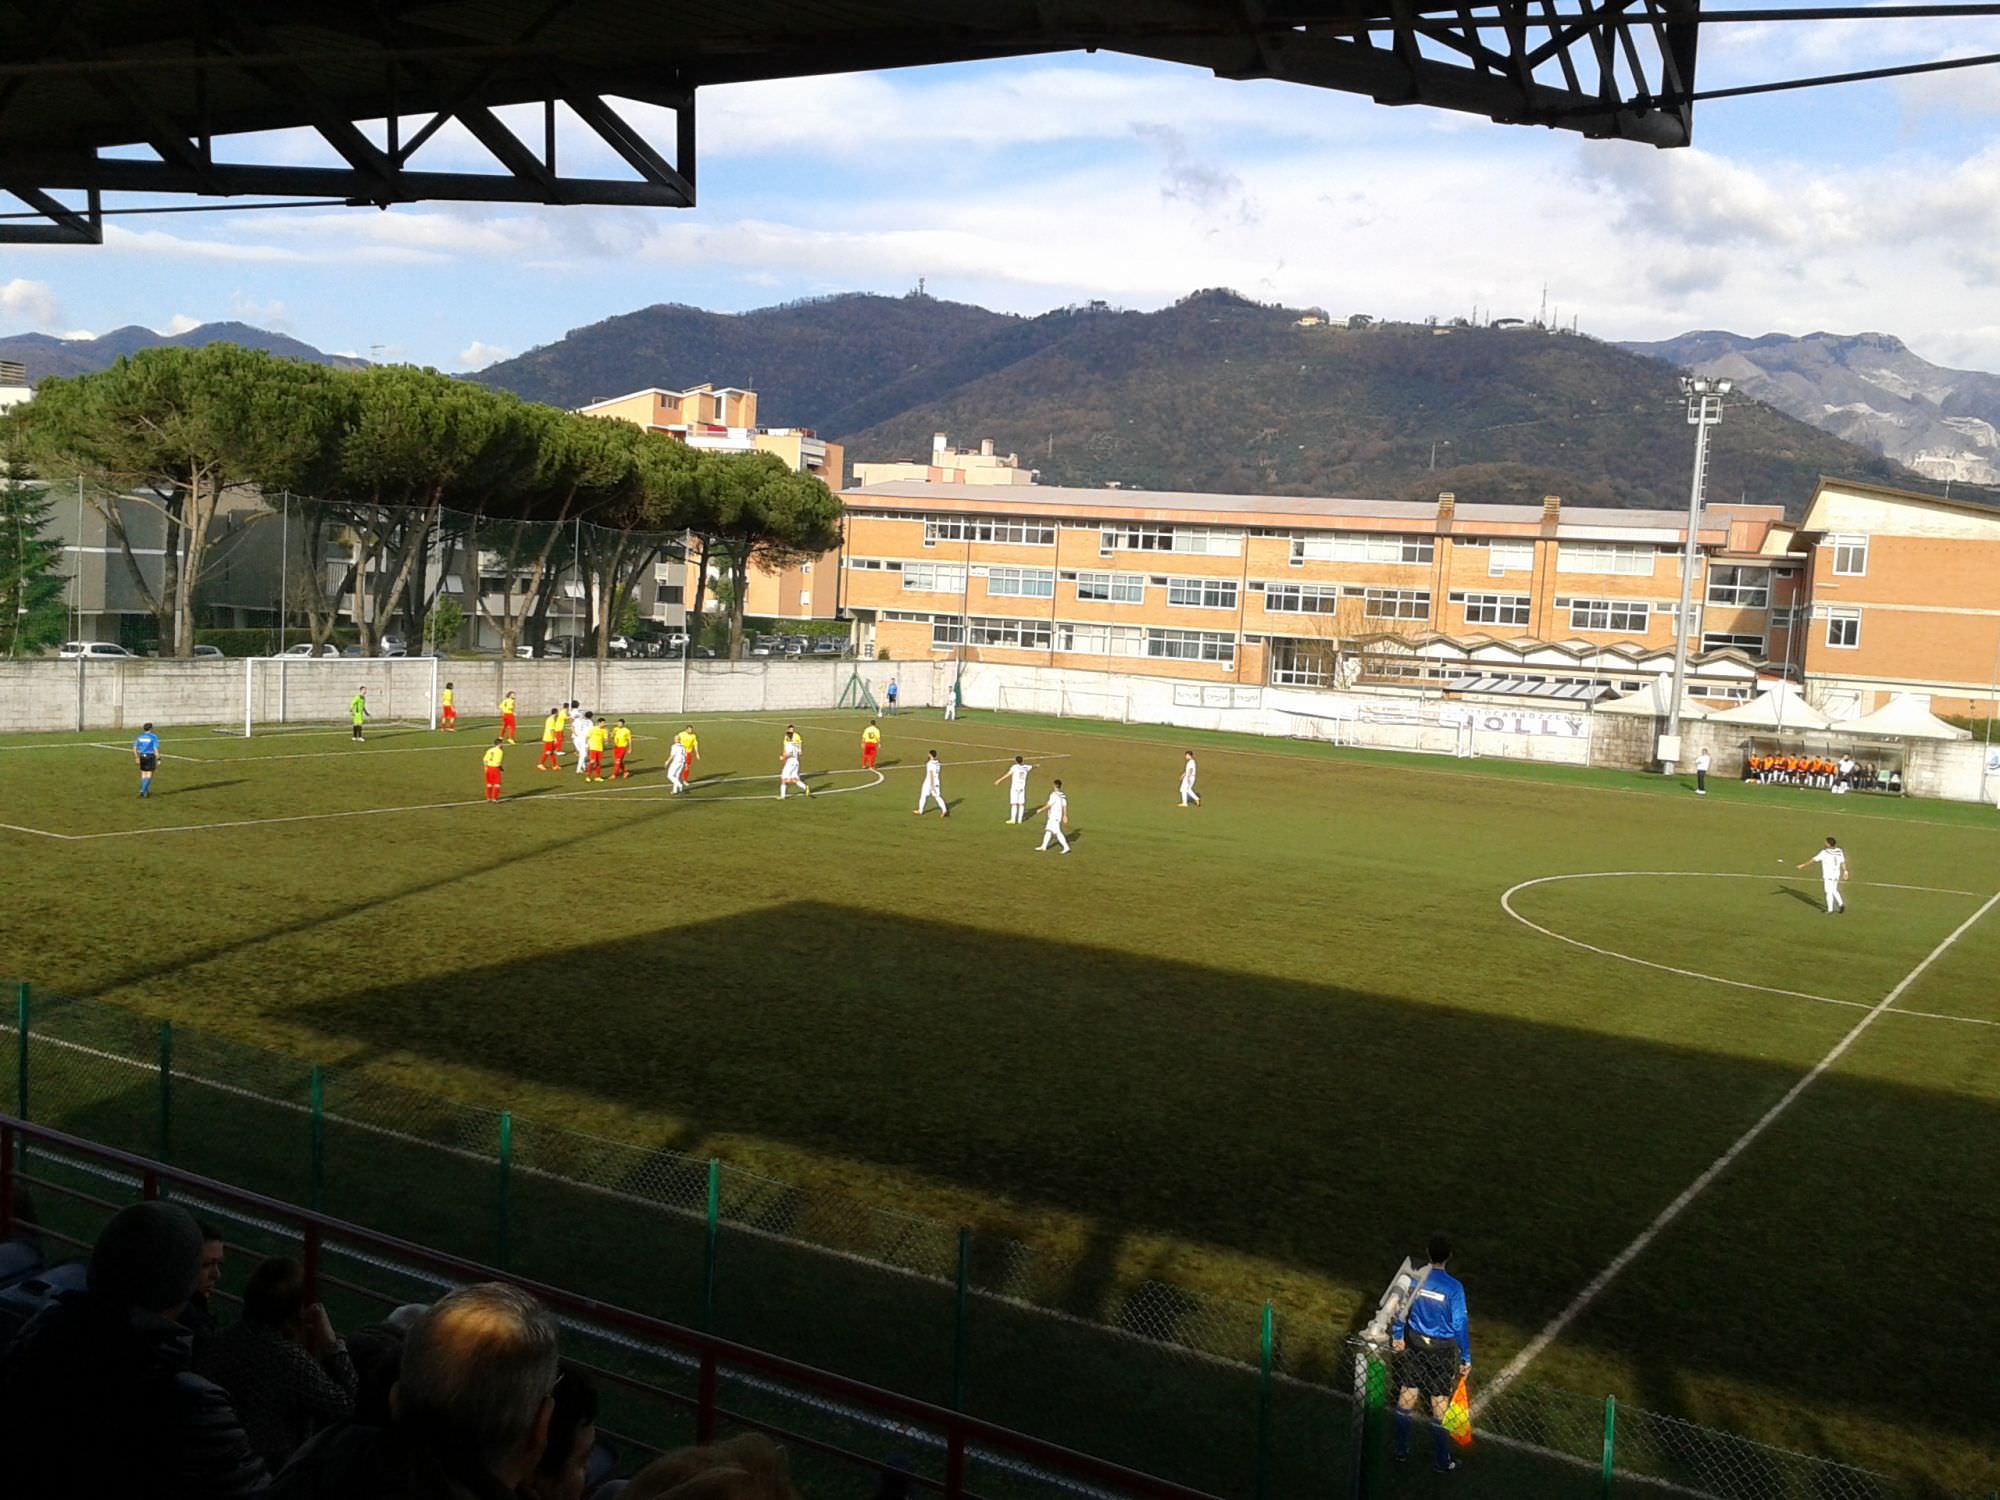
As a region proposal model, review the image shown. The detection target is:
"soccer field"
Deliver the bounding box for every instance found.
[2,705,1997,1491]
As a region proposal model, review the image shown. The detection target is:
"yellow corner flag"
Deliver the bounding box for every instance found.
[1443,1372,1473,1448]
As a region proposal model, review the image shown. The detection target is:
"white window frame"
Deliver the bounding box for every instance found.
[1145,628,1236,666]
[966,615,1053,649]
[1824,608,1861,649]
[985,566,1055,599]
[1566,597,1650,633]
[1071,570,1145,604]
[902,562,967,594]
[1487,540,1534,575]
[1453,591,1532,628]
[1268,639,1337,687]
[1362,588,1430,622]
[1166,576,1239,610]
[1829,534,1868,576]
[1556,543,1656,577]
[1057,621,1148,657]
[1700,632,1765,655]
[1292,532,1434,566]
[1705,565,1770,609]
[1260,582,1339,614]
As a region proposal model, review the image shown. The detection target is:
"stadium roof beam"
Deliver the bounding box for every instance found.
[16,0,1956,244]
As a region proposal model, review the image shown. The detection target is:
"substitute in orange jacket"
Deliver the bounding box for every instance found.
[482,738,506,801]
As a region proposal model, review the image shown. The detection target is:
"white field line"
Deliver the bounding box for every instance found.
[1501,871,2000,1029]
[1478,887,2000,1412]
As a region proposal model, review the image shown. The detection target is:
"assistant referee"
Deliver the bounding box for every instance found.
[1391,1232,1471,1472]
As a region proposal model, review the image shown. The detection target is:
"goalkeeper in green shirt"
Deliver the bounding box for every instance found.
[350,688,369,742]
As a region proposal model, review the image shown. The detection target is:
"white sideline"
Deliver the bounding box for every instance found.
[1477,887,2000,1412]
[1500,871,2000,1028]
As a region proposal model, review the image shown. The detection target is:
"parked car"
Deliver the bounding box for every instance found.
[809,638,841,656]
[57,641,136,660]
[277,642,341,658]
[381,633,409,655]
[191,644,225,659]
[340,645,366,658]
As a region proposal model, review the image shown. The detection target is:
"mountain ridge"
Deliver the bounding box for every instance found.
[0,321,367,381]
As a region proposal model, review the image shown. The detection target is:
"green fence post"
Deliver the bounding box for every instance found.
[1255,1303,1275,1500]
[495,1112,513,1270]
[157,1021,173,1163]
[308,1065,324,1212]
[1601,1395,1617,1499]
[701,1159,719,1329]
[952,1228,972,1412]
[13,983,27,1172]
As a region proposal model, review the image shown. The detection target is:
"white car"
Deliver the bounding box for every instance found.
[58,641,137,660]
[277,642,341,659]
[191,644,224,660]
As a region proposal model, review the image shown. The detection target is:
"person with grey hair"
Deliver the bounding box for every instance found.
[270,1281,560,1499]
[0,1199,269,1497]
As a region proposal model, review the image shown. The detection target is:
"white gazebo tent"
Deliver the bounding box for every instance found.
[1707,683,1831,730]
[1596,682,1711,720]
[1835,695,1973,741]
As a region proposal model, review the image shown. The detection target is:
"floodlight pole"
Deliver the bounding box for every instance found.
[1663,375,1730,774]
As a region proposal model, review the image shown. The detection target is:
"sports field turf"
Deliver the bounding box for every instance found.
[2,705,1997,1493]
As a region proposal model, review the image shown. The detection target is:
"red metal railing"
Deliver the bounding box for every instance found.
[0,1116,1221,1500]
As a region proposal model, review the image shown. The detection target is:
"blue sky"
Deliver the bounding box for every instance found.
[6,12,2000,375]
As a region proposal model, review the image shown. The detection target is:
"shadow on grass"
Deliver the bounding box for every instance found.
[275,900,2000,1482]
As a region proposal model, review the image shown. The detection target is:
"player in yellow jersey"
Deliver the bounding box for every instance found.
[538,708,562,770]
[482,738,506,801]
[440,681,457,731]
[610,719,633,779]
[861,719,881,769]
[671,725,699,792]
[498,691,517,743]
[585,719,609,781]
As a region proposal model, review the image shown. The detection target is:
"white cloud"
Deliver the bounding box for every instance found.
[0,278,61,329]
[56,328,98,342]
[160,313,202,335]
[228,294,289,329]
[455,341,512,370]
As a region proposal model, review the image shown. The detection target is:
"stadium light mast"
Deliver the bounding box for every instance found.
[1663,375,1731,774]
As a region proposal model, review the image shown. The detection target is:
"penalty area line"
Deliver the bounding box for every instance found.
[1478,886,2000,1413]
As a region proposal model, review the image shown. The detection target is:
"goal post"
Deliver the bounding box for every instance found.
[996,683,1062,717]
[224,655,439,736]
[1059,689,1129,724]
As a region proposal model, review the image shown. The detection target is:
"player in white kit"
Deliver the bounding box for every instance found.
[1178,751,1200,808]
[571,704,592,775]
[993,755,1033,823]
[778,728,811,800]
[1796,836,1849,913]
[666,739,688,793]
[915,750,949,817]
[1036,779,1070,853]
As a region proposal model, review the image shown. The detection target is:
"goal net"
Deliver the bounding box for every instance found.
[1274,709,1348,746]
[1059,689,1130,724]
[997,683,1062,717]
[221,656,440,737]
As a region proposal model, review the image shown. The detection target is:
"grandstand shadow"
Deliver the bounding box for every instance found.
[289,899,2000,1464]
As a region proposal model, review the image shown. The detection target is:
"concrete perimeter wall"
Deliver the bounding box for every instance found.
[6,654,1990,802]
[0,658,932,736]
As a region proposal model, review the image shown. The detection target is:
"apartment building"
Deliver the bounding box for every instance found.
[818,482,1805,699]
[852,433,1039,488]
[578,382,842,630]
[1796,476,2000,718]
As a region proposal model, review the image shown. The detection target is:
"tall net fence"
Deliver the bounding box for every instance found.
[0,981,1989,1500]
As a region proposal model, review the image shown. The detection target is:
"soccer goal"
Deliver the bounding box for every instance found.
[1275,709,1348,746]
[1058,689,1130,724]
[996,683,1063,717]
[221,655,440,737]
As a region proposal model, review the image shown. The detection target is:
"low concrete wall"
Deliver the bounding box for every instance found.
[0,657,929,735]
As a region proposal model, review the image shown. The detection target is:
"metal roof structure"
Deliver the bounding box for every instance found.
[1,0,1715,244]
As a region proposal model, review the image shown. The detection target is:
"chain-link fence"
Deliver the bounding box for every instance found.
[2,981,1992,1500]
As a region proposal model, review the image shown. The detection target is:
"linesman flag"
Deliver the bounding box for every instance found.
[1443,1372,1474,1448]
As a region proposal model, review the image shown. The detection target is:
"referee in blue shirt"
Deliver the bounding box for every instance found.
[132,723,160,798]
[1390,1232,1470,1472]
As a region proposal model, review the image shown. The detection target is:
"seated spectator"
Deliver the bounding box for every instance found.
[183,1221,227,1344]
[271,1281,558,1500]
[620,1434,802,1500]
[0,1199,268,1498]
[521,1362,600,1500]
[198,1255,358,1470]
[344,1317,408,1427]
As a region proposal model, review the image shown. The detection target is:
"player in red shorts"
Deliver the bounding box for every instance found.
[861,719,880,768]
[440,681,457,731]
[498,691,518,744]
[611,719,632,778]
[482,738,505,801]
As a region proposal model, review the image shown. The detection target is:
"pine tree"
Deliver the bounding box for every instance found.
[0,442,67,656]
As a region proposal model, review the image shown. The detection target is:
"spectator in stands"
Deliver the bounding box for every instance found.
[198,1255,358,1470]
[520,1362,600,1500]
[619,1433,801,1500]
[182,1221,227,1343]
[270,1281,558,1500]
[0,1199,269,1498]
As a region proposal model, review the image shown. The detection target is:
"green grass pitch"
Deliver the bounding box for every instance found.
[1,705,1997,1493]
